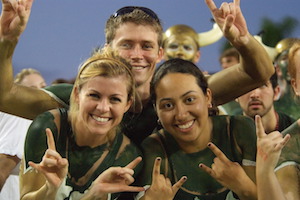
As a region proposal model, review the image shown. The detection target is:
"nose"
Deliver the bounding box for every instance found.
[97,99,110,113]
[130,45,143,60]
[174,103,188,121]
[249,88,260,99]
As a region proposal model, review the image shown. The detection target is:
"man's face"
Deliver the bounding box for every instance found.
[220,56,239,69]
[163,35,200,63]
[237,81,279,118]
[110,22,163,87]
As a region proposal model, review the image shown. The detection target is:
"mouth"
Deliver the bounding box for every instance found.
[131,65,147,71]
[176,120,194,131]
[248,101,262,109]
[91,115,110,123]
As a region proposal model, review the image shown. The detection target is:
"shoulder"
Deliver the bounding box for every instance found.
[25,110,61,164]
[42,83,73,108]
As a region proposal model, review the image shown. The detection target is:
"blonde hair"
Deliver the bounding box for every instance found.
[14,68,42,84]
[69,47,136,143]
[288,42,300,80]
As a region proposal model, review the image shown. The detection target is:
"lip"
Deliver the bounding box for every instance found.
[131,65,147,70]
[91,114,111,123]
[248,101,262,109]
[175,120,195,132]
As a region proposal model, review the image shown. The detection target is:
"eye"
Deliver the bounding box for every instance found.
[110,96,122,103]
[183,45,193,51]
[168,43,179,49]
[88,93,100,99]
[185,97,195,103]
[120,42,132,49]
[161,102,174,110]
[143,43,154,50]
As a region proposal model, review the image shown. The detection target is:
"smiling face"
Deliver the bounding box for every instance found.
[110,22,163,88]
[75,75,131,137]
[155,73,212,145]
[237,81,279,118]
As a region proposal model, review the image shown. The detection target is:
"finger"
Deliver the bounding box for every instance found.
[234,0,240,7]
[199,163,215,177]
[274,134,290,152]
[172,176,187,193]
[28,161,40,171]
[117,185,145,193]
[46,128,56,151]
[152,157,162,183]
[207,143,230,163]
[205,0,217,12]
[125,156,142,170]
[255,115,266,138]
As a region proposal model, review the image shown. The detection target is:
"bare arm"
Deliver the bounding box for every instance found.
[0,0,62,120]
[0,154,19,190]
[205,0,274,105]
[255,115,291,200]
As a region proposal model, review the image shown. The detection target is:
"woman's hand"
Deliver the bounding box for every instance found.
[81,157,145,200]
[142,157,187,200]
[29,128,68,190]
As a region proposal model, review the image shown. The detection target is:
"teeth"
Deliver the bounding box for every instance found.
[132,66,144,70]
[177,121,193,129]
[92,115,109,122]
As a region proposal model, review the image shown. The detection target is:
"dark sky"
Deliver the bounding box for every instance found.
[5,0,300,85]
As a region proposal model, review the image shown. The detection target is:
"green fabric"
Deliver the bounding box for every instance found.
[24,108,143,199]
[139,115,256,200]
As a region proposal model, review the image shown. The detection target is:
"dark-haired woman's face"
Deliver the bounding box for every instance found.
[155,73,212,144]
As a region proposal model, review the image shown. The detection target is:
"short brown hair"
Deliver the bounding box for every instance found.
[105,8,163,47]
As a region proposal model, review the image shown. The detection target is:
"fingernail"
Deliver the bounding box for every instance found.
[207,143,211,147]
[199,164,203,167]
[183,176,187,180]
[157,157,161,161]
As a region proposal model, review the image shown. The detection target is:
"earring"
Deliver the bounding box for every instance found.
[157,119,161,125]
[208,103,212,108]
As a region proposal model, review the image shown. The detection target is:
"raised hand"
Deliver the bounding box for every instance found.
[199,142,251,192]
[255,115,290,171]
[29,128,68,189]
[0,0,34,41]
[142,157,187,200]
[205,0,248,45]
[83,156,145,199]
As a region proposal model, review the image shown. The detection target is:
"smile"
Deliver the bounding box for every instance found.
[92,115,110,122]
[132,66,146,70]
[177,120,194,129]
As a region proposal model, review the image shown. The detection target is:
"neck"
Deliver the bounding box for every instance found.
[136,82,151,106]
[255,108,278,134]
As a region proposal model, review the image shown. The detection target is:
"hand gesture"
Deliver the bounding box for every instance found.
[142,157,187,200]
[205,0,248,45]
[29,128,68,189]
[255,115,290,171]
[199,142,251,192]
[85,157,145,199]
[0,0,33,41]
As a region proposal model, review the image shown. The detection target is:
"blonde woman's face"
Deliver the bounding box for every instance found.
[75,75,132,137]
[20,73,46,88]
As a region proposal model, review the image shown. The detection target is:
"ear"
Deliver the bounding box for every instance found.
[74,86,80,104]
[290,78,299,96]
[193,50,201,63]
[206,88,213,105]
[124,98,133,113]
[273,85,281,101]
[156,47,164,63]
